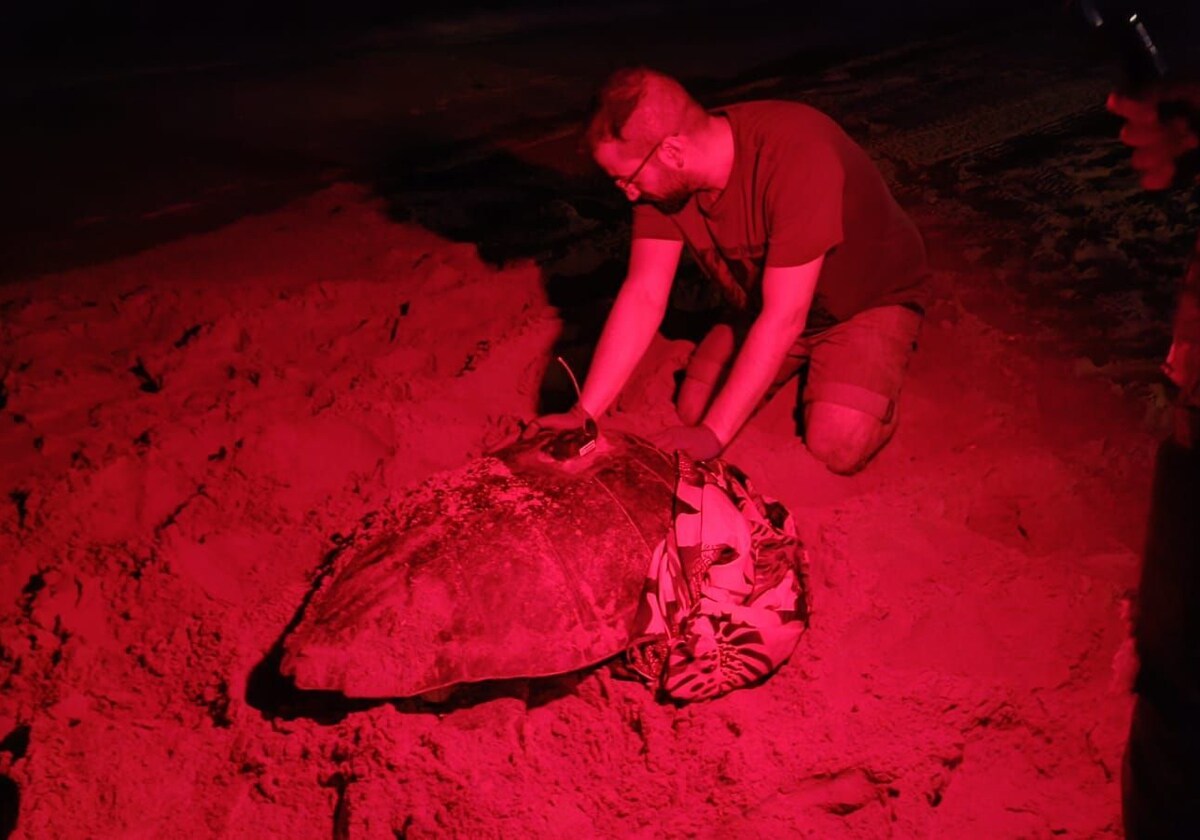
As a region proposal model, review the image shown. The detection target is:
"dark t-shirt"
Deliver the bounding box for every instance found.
[633,100,928,331]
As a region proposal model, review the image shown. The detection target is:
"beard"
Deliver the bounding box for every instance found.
[641,168,694,215]
[647,188,692,215]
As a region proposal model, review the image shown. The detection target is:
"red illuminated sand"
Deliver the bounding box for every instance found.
[0,21,1183,840]
[0,176,1157,837]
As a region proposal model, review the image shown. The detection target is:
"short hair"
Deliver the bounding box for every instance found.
[583,67,708,155]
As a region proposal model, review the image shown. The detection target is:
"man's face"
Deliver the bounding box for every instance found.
[594,139,694,214]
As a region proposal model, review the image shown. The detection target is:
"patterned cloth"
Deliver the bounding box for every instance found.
[623,453,810,702]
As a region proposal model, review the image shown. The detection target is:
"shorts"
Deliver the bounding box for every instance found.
[754,303,923,423]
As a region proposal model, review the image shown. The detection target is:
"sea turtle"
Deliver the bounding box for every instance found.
[280,427,676,699]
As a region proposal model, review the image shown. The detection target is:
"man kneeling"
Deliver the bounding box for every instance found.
[541,67,928,475]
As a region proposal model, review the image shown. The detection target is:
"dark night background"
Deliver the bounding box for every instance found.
[1,0,1058,282]
[4,1,1197,837]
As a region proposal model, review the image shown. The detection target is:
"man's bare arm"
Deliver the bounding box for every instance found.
[577,238,684,416]
[701,256,823,445]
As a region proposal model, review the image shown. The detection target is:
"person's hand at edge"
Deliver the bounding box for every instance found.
[1107,88,1200,190]
[649,423,724,460]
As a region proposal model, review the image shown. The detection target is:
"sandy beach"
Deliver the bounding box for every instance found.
[2,6,1195,837]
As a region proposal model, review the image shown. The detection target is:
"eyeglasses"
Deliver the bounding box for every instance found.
[614,136,667,196]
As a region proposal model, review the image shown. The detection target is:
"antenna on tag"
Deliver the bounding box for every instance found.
[553,356,598,458]
[556,355,586,405]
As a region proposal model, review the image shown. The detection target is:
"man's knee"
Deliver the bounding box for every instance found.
[676,380,708,426]
[803,401,896,475]
[676,324,736,425]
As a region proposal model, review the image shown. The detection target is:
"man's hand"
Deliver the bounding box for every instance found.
[1107,89,1200,190]
[650,423,724,460]
[530,403,591,433]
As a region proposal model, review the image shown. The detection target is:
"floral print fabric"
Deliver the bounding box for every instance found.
[623,453,810,701]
